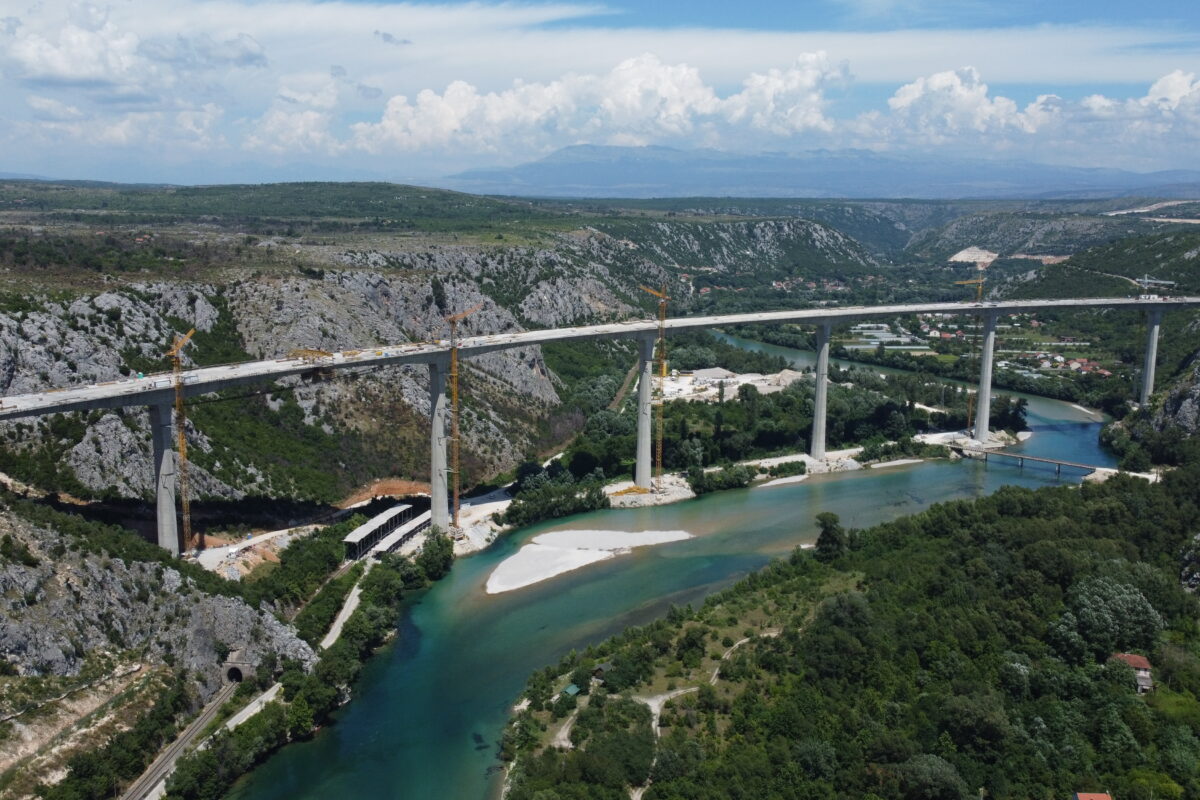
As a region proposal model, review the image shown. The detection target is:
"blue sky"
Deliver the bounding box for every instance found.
[549,0,1198,31]
[1,0,1199,183]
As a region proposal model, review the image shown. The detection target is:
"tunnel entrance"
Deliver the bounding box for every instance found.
[226,666,243,683]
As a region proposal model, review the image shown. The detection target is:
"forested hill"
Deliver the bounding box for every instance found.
[505,465,1200,800]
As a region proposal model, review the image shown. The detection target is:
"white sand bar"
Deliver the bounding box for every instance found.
[870,458,924,469]
[486,529,692,594]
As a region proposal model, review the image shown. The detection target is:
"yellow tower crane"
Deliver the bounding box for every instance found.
[639,285,669,491]
[955,276,986,304]
[164,329,197,553]
[445,303,483,528]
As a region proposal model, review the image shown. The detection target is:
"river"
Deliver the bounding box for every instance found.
[229,336,1116,800]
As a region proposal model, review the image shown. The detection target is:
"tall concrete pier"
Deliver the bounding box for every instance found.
[810,322,832,460]
[428,358,450,531]
[634,335,656,489]
[149,403,179,556]
[1141,308,1163,406]
[973,313,998,442]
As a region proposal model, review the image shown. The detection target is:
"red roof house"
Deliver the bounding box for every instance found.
[1111,653,1154,693]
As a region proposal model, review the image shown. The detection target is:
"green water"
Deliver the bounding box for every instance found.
[230,339,1115,800]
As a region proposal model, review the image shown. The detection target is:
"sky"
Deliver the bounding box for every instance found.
[1,0,1199,183]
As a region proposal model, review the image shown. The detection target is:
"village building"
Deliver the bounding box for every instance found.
[1111,653,1154,694]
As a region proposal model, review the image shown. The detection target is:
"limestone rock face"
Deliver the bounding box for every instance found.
[1154,359,1200,436]
[0,514,314,699]
[0,215,870,499]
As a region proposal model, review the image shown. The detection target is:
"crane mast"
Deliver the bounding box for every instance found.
[164,329,197,553]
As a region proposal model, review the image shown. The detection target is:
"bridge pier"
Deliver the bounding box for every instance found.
[429,358,450,531]
[810,322,832,460]
[1141,308,1163,406]
[634,334,656,489]
[149,403,180,556]
[973,312,998,442]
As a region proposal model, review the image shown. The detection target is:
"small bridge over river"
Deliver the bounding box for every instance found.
[951,445,1106,476]
[0,296,1195,554]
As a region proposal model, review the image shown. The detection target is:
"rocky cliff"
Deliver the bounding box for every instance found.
[0,510,314,699]
[0,214,883,504]
[1153,357,1200,436]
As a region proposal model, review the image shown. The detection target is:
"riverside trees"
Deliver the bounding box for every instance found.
[505,463,1200,800]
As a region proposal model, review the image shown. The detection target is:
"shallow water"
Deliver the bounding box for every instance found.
[230,338,1115,800]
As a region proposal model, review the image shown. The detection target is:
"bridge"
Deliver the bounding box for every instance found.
[951,445,1106,476]
[0,296,1194,554]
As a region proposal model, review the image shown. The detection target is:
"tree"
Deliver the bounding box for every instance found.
[287,695,314,740]
[814,511,846,562]
[417,528,455,581]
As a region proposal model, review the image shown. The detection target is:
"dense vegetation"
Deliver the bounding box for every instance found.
[293,562,364,647]
[560,370,1024,480]
[37,675,191,800]
[500,464,611,527]
[506,462,1200,800]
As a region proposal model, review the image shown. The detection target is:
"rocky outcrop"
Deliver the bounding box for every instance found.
[1153,358,1200,436]
[0,513,313,699]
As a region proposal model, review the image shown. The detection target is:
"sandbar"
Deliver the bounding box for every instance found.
[870,458,924,469]
[486,529,692,594]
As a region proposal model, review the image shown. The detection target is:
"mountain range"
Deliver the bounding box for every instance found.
[440,146,1200,200]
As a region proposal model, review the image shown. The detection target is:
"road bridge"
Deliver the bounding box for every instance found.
[0,296,1195,554]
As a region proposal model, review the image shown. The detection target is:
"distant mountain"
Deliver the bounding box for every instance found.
[0,171,49,180]
[439,146,1200,200]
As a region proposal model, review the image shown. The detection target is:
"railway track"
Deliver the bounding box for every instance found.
[121,681,238,800]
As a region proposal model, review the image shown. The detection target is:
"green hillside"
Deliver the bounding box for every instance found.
[507,468,1200,800]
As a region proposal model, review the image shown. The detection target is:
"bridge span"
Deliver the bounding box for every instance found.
[0,296,1195,554]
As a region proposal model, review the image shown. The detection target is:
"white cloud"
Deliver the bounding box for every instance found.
[1,0,1199,177]
[886,67,1027,138]
[350,53,842,156]
[244,108,339,154]
[277,73,340,109]
[26,95,83,121]
[723,53,843,134]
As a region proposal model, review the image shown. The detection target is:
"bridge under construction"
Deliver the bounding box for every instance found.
[0,296,1194,555]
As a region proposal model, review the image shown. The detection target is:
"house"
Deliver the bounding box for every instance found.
[592,662,613,680]
[1111,653,1154,693]
[561,683,580,698]
[1073,793,1112,800]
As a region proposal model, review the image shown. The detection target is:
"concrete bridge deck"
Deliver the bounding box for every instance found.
[0,297,1194,422]
[1,294,1196,554]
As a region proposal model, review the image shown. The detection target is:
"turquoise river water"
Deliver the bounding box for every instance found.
[230,336,1116,800]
